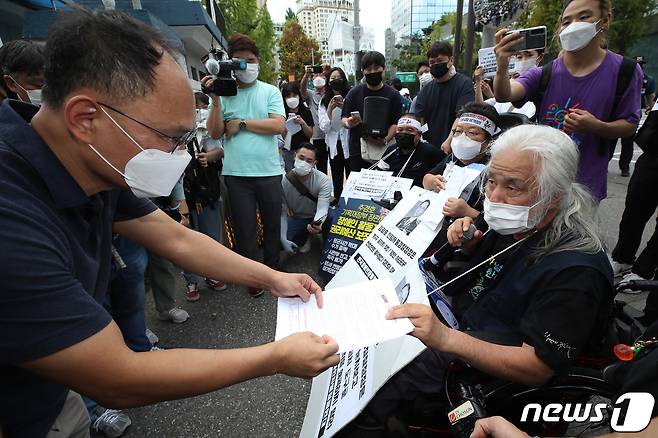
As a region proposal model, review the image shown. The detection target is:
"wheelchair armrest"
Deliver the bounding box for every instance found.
[617,279,658,293]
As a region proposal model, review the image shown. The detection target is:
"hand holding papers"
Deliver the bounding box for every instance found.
[275,279,414,353]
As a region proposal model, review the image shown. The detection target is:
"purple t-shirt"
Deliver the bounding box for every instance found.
[515,51,642,200]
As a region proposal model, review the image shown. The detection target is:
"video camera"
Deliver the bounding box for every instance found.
[201,48,247,97]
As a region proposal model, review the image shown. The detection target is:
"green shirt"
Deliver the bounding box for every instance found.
[220,81,285,176]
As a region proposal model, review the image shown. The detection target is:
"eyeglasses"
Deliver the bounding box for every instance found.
[452,128,485,140]
[98,102,197,153]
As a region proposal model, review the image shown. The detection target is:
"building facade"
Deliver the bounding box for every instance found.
[384,27,399,75]
[391,0,459,42]
[324,13,373,77]
[296,0,354,62]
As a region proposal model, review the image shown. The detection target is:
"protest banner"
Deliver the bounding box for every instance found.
[477,47,515,79]
[300,166,485,438]
[319,171,413,280]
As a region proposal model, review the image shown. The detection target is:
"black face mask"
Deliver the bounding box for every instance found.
[430,62,449,79]
[330,79,346,91]
[364,72,383,86]
[395,133,417,150]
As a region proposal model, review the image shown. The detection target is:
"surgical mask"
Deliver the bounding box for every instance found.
[484,198,540,235]
[313,76,326,88]
[286,96,300,109]
[395,132,416,150]
[451,134,484,161]
[419,72,433,89]
[293,159,313,176]
[514,57,538,74]
[364,72,383,86]
[10,76,42,106]
[235,63,259,84]
[560,20,600,52]
[430,62,449,79]
[89,107,191,198]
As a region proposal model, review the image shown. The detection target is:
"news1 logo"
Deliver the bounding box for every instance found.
[520,392,655,432]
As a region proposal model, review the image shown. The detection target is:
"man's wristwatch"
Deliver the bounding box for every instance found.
[239,119,247,131]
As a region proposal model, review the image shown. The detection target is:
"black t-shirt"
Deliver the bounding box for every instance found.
[415,73,474,150]
[0,100,157,438]
[442,231,613,373]
[380,141,444,187]
[342,83,403,155]
[288,103,315,151]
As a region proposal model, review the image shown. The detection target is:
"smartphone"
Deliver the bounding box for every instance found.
[350,111,360,118]
[312,215,327,226]
[312,65,323,74]
[506,26,547,52]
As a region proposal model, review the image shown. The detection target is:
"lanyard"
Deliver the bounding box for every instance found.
[396,149,417,178]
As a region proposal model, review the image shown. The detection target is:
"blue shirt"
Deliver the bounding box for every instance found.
[0,100,156,438]
[219,81,285,177]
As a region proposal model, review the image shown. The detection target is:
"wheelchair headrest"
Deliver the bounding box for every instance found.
[496,112,532,132]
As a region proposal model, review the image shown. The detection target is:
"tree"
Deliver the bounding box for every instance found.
[392,35,426,72]
[278,19,322,82]
[215,0,277,83]
[519,0,656,57]
[252,5,277,83]
[285,7,297,22]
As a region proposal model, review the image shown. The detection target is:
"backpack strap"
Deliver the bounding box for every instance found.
[611,57,637,119]
[285,170,318,203]
[536,60,554,109]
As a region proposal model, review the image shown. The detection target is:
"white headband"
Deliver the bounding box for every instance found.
[458,113,497,136]
[397,117,428,133]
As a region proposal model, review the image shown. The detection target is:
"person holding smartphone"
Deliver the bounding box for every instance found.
[280,143,333,255]
[318,67,351,201]
[493,0,643,202]
[300,65,330,174]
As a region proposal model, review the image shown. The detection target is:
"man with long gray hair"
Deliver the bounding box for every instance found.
[341,124,614,436]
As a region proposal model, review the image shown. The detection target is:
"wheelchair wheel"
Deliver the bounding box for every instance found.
[482,367,614,437]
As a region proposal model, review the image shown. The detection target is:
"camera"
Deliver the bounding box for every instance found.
[201,48,247,97]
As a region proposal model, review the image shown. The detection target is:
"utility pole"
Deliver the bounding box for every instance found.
[464,0,475,74]
[454,0,464,69]
[353,0,363,81]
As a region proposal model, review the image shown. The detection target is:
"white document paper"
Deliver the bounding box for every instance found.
[286,117,303,137]
[275,278,414,353]
[478,47,516,78]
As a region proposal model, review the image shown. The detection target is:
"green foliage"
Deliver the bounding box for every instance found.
[392,35,426,72]
[278,19,322,82]
[285,7,298,21]
[519,0,657,57]
[214,0,277,83]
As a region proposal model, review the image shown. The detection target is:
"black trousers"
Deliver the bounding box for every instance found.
[224,175,282,268]
[313,138,329,174]
[329,142,350,199]
[617,136,635,171]
[612,153,658,279]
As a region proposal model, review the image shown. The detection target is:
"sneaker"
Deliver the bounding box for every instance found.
[145,328,159,345]
[298,237,312,254]
[184,283,200,302]
[91,407,131,438]
[618,272,648,294]
[205,278,228,291]
[157,307,190,323]
[248,287,265,298]
[611,261,632,277]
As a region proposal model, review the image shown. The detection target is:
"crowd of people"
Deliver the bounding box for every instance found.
[0,0,656,437]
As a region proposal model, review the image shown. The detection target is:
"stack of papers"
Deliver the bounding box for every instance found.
[275,278,415,353]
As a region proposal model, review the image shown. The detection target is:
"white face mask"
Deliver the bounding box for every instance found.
[451,134,484,161]
[560,20,600,52]
[286,96,300,109]
[514,57,538,74]
[419,72,433,89]
[313,76,326,88]
[235,63,259,84]
[483,198,540,235]
[89,107,191,198]
[293,159,313,176]
[10,76,42,106]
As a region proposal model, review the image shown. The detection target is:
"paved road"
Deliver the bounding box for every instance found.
[113,145,654,438]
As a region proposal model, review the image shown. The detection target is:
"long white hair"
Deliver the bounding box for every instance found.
[487,124,603,257]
